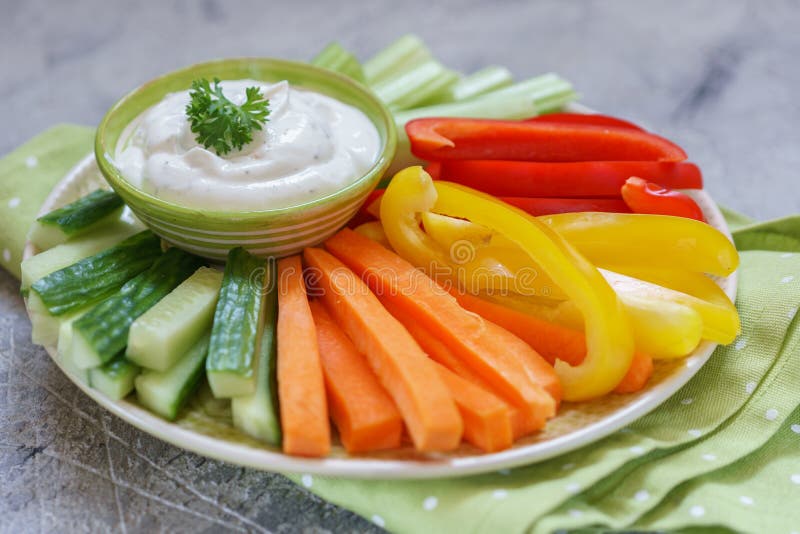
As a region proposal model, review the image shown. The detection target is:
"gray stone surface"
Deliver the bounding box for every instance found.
[1,0,799,532]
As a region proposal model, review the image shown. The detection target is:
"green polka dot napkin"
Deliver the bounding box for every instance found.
[2,127,799,533]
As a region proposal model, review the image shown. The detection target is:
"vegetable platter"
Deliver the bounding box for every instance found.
[22,36,739,478]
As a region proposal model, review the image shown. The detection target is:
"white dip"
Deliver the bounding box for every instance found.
[115,79,380,210]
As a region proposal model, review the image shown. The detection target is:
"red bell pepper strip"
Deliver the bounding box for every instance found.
[621,177,705,221]
[501,197,631,216]
[526,113,644,131]
[406,118,688,163]
[431,160,703,197]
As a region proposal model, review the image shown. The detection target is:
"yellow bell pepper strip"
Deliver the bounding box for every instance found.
[418,211,727,355]
[601,265,736,309]
[422,210,740,279]
[539,212,739,277]
[601,270,740,345]
[381,166,635,401]
[419,211,566,299]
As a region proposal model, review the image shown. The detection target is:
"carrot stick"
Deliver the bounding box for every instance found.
[324,228,557,435]
[613,352,654,394]
[450,289,586,366]
[303,247,463,452]
[276,256,330,457]
[380,296,487,385]
[433,362,514,452]
[380,297,532,439]
[309,300,404,453]
[484,321,562,408]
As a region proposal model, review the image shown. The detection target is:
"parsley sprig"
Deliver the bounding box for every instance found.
[185,78,271,156]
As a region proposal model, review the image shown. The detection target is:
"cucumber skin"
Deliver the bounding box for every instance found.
[232,267,281,445]
[206,248,267,398]
[31,230,162,316]
[126,267,223,372]
[73,247,203,366]
[22,220,140,290]
[89,354,140,400]
[37,190,124,233]
[135,333,210,420]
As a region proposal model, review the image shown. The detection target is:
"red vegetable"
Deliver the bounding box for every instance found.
[526,113,644,131]
[406,118,687,162]
[429,160,703,197]
[621,177,705,221]
[501,197,631,215]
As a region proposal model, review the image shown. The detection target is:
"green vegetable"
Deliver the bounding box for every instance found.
[71,247,202,369]
[372,59,459,111]
[89,354,140,400]
[21,219,140,291]
[231,261,280,445]
[206,247,267,398]
[363,34,432,85]
[127,266,223,371]
[185,78,271,156]
[57,310,89,384]
[29,190,124,250]
[311,42,366,83]
[30,230,162,317]
[444,66,514,102]
[135,333,210,420]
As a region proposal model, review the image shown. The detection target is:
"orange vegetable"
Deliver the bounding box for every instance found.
[452,290,653,394]
[450,289,585,367]
[380,297,529,439]
[303,247,463,452]
[276,256,330,457]
[433,362,514,452]
[309,300,403,453]
[324,228,556,435]
[484,321,562,408]
[613,352,654,394]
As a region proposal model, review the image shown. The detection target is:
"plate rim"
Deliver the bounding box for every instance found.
[24,145,738,481]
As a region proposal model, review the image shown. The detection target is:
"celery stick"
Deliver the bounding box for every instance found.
[311,42,365,83]
[475,73,565,101]
[424,66,514,105]
[363,34,431,85]
[373,60,459,110]
[535,90,581,114]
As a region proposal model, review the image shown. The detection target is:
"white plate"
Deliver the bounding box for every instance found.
[24,151,737,479]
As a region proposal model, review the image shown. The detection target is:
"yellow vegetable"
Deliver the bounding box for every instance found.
[419,211,739,353]
[541,212,740,277]
[381,167,634,401]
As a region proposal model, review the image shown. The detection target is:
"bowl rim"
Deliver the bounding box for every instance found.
[94,57,397,219]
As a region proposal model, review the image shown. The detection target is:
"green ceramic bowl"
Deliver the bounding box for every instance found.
[95,58,396,260]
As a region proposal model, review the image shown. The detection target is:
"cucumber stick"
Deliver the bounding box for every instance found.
[232,264,280,445]
[72,248,202,369]
[31,230,162,316]
[89,354,140,400]
[29,189,124,250]
[206,247,267,398]
[135,333,210,420]
[57,311,89,384]
[127,267,223,371]
[22,219,140,291]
